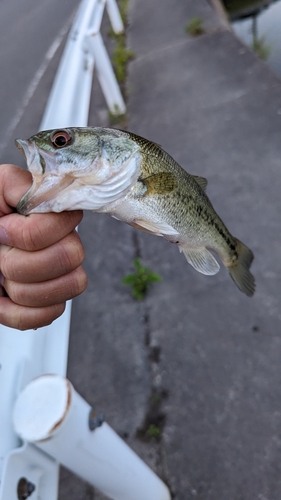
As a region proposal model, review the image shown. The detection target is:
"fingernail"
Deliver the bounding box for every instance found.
[0,226,10,245]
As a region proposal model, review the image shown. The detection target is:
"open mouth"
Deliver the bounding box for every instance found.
[17,174,76,215]
[15,137,74,214]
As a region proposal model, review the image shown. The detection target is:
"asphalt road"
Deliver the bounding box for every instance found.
[0,0,80,165]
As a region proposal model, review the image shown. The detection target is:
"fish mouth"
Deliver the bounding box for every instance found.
[16,137,76,214]
[15,139,40,174]
[17,174,76,215]
[15,138,29,158]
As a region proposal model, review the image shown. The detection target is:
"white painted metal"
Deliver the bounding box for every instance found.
[0,442,59,500]
[13,375,171,500]
[105,0,124,33]
[0,302,72,500]
[86,33,126,115]
[40,0,125,130]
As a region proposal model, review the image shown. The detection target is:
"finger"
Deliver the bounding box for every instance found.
[0,210,83,251]
[0,230,85,283]
[0,164,32,215]
[0,297,66,330]
[3,266,88,307]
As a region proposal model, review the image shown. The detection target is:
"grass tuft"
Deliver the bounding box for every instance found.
[122,258,161,300]
[185,17,205,37]
[112,35,134,83]
[252,36,271,61]
[146,424,161,440]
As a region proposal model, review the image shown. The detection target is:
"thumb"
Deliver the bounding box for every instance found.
[0,164,32,216]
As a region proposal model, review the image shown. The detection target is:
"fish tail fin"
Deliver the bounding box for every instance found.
[228,238,255,297]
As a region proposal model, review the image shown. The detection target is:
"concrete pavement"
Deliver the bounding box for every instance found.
[0,0,80,163]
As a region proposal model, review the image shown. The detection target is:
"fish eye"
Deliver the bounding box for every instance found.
[51,130,73,148]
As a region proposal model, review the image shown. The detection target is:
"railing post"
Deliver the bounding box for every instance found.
[13,375,171,500]
[86,32,126,115]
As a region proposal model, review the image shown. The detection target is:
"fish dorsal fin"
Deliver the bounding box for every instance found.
[134,218,179,236]
[141,172,178,195]
[179,245,220,275]
[192,175,208,192]
[126,131,162,151]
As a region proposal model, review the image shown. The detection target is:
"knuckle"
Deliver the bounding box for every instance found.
[0,247,18,281]
[71,267,88,297]
[41,303,66,326]
[3,280,16,301]
[57,232,85,273]
[72,233,86,265]
[17,309,32,331]
[69,210,83,227]
[21,219,44,251]
[0,250,9,277]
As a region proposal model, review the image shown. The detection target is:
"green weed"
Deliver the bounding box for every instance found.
[122,258,161,300]
[252,36,271,61]
[112,35,134,83]
[108,0,134,86]
[185,17,205,36]
[146,424,161,440]
[118,0,129,23]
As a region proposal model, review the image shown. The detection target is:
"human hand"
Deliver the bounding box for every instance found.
[0,164,87,330]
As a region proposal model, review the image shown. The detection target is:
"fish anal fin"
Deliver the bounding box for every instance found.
[192,175,208,191]
[141,172,178,195]
[179,245,220,275]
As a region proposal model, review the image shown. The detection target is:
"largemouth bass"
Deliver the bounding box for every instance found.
[16,127,255,296]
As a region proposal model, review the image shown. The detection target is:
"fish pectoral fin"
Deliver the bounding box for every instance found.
[134,218,179,236]
[141,172,178,195]
[179,245,220,275]
[192,175,208,192]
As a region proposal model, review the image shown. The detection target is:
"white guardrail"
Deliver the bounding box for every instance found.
[0,0,171,499]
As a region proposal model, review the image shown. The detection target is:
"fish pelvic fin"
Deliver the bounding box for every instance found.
[133,218,179,236]
[179,245,220,276]
[228,238,255,297]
